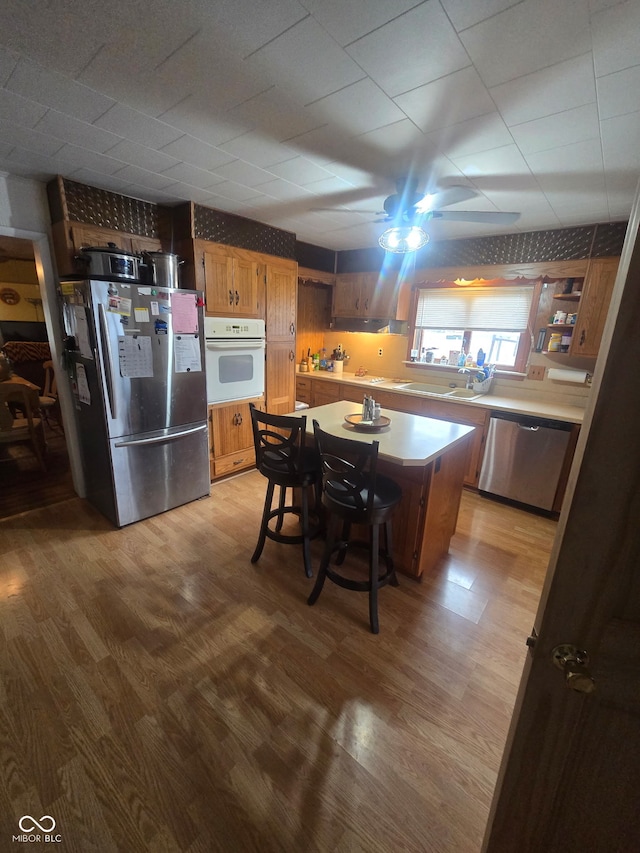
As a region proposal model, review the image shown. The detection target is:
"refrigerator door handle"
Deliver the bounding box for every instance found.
[98,303,117,420]
[114,424,208,448]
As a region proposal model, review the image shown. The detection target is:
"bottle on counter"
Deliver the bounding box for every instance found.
[477,348,485,367]
[457,350,467,367]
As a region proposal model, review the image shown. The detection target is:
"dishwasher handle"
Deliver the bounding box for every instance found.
[518,424,540,431]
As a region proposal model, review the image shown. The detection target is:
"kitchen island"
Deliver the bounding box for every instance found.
[297,400,475,580]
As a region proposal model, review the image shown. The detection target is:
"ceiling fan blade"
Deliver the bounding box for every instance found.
[422,185,479,210]
[429,210,520,225]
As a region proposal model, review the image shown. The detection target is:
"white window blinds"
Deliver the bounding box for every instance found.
[415,285,534,331]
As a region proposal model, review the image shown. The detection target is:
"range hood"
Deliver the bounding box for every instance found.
[331,317,408,334]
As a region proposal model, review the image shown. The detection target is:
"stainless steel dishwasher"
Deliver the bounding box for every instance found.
[478,411,572,512]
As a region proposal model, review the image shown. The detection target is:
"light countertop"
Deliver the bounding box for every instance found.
[291,400,475,467]
[297,369,585,424]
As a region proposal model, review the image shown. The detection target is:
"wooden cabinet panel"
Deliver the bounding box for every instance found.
[201,243,259,317]
[52,222,162,276]
[570,257,618,358]
[312,381,340,408]
[377,461,428,578]
[266,342,296,415]
[421,399,488,487]
[209,401,256,480]
[266,263,297,340]
[296,376,312,405]
[333,274,363,317]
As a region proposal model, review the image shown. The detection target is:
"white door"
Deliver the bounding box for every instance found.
[483,191,640,851]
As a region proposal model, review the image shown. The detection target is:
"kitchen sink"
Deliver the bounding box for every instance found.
[393,382,453,395]
[393,382,482,401]
[447,388,482,399]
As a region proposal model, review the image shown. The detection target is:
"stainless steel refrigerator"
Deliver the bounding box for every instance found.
[60,278,210,527]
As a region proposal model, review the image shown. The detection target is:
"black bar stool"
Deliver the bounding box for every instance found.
[249,404,321,578]
[308,420,401,634]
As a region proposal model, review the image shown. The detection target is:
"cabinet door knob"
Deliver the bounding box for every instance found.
[289,350,295,361]
[235,290,240,305]
[290,322,295,336]
[229,289,234,305]
[579,329,585,346]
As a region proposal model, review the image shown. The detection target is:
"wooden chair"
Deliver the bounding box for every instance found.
[0,383,47,471]
[249,403,322,578]
[309,421,402,634]
[38,359,58,427]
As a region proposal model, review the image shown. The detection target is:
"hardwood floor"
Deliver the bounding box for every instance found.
[0,424,75,520]
[0,473,556,852]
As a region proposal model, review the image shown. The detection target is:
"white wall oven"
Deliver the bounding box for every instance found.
[204,317,265,404]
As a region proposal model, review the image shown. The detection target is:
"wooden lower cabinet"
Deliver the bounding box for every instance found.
[420,399,488,488]
[312,380,340,407]
[208,401,257,480]
[295,376,312,405]
[266,342,296,415]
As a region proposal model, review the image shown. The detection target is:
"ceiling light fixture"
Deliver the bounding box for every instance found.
[378,225,429,253]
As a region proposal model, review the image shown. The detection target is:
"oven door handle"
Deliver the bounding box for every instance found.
[205,340,265,350]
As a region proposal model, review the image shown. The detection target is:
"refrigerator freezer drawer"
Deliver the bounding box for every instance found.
[110,422,210,526]
[479,414,572,511]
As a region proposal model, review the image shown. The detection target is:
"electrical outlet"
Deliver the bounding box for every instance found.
[528,365,545,381]
[378,347,383,356]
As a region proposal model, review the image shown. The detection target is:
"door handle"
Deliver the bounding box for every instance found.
[229,289,234,305]
[552,644,596,694]
[235,290,240,305]
[289,350,295,361]
[290,322,295,336]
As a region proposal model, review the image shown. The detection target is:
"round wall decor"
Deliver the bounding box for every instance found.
[0,288,21,305]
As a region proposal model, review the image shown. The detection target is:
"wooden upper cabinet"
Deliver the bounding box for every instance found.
[201,243,259,317]
[333,273,363,317]
[51,222,162,276]
[332,270,409,320]
[570,257,619,358]
[265,262,297,340]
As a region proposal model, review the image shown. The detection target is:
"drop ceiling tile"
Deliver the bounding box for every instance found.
[211,160,276,187]
[440,0,524,32]
[93,104,184,150]
[226,87,325,143]
[0,150,57,182]
[220,131,306,168]
[64,169,136,195]
[254,178,316,201]
[346,2,470,98]
[394,67,496,133]
[592,0,640,77]
[0,47,19,85]
[426,112,514,159]
[244,17,365,105]
[0,88,47,128]
[159,162,227,190]
[510,103,600,155]
[158,97,253,147]
[305,78,406,136]
[525,139,606,196]
[210,181,266,202]
[6,57,115,123]
[459,0,591,89]
[110,164,177,191]
[54,144,128,176]
[451,143,535,179]
[551,201,611,225]
[597,66,640,121]
[304,176,363,198]
[0,141,13,158]
[284,125,355,167]
[159,135,236,171]
[490,54,596,127]
[296,0,421,47]
[601,111,640,172]
[35,110,123,154]
[266,157,334,185]
[208,0,309,57]
[119,184,179,204]
[102,140,180,174]
[0,122,65,158]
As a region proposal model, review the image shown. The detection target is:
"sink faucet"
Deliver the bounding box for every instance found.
[458,367,474,389]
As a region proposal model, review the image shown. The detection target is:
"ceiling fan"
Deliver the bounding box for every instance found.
[327,178,520,227]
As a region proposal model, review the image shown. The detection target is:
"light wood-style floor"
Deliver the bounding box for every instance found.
[0,473,556,852]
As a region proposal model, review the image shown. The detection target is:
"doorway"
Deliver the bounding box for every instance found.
[0,234,75,518]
